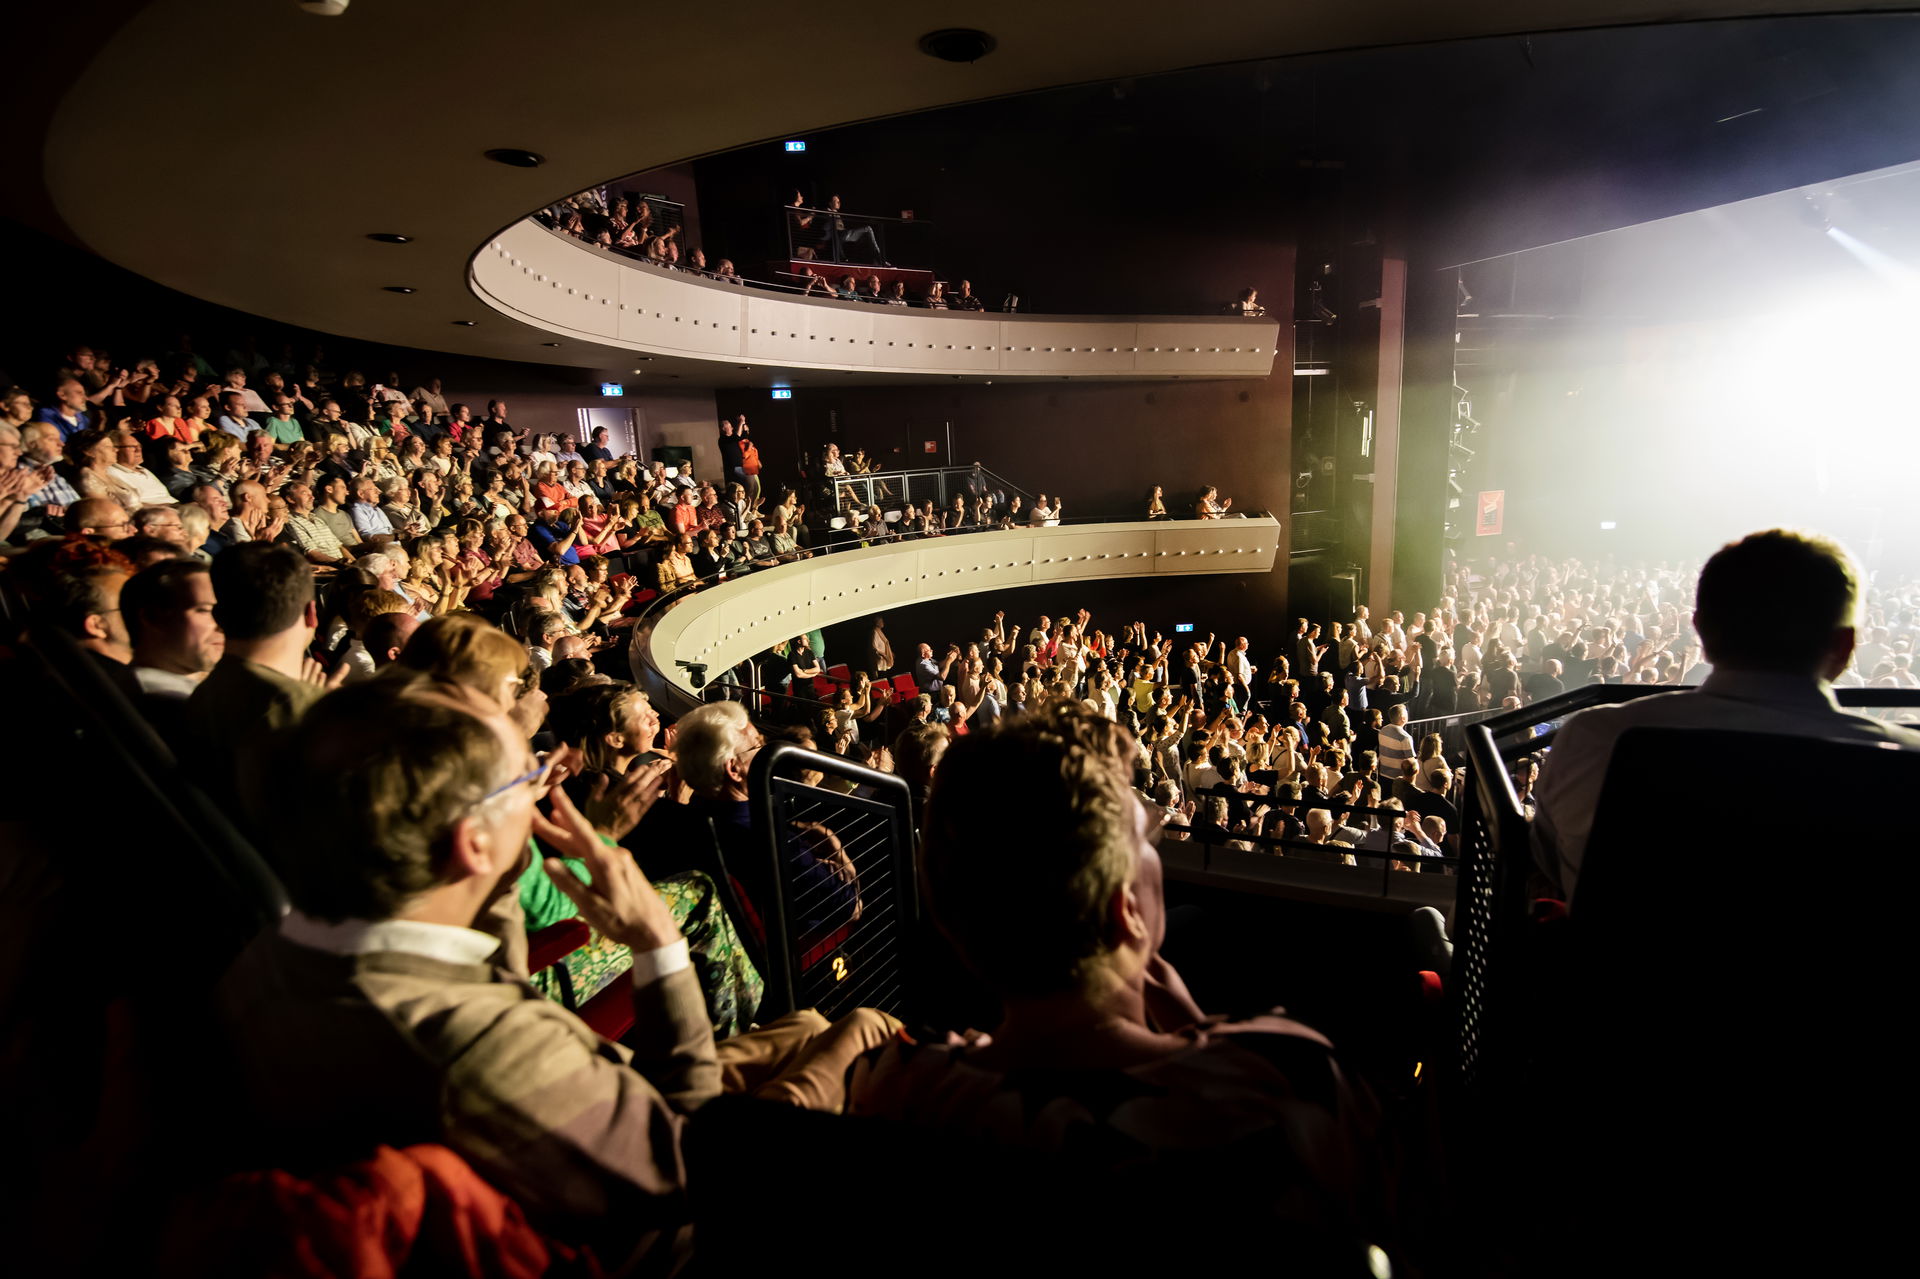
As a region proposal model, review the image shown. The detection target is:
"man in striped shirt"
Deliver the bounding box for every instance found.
[1377,703,1417,805]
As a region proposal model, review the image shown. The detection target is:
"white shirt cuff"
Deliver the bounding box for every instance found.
[629,937,691,989]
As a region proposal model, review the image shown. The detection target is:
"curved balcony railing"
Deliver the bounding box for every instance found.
[470,219,1281,380]
[627,514,1283,711]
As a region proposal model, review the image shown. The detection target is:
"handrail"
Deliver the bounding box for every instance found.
[785,203,929,228]
[1164,792,1462,900]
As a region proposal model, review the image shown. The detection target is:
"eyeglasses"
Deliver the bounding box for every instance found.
[473,752,557,808]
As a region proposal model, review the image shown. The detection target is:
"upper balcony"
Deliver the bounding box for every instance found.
[470,218,1280,383]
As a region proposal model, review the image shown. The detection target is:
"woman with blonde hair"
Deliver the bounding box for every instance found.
[575,683,665,775]
[393,612,537,712]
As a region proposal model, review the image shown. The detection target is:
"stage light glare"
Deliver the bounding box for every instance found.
[1824,225,1920,286]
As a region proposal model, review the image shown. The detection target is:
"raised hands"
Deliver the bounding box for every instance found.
[536,769,682,953]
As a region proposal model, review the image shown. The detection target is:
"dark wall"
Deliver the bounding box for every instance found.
[693,74,1306,316]
[727,342,1299,647]
[720,356,1292,519]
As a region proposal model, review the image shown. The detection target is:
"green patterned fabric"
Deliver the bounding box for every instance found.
[518,846,763,1039]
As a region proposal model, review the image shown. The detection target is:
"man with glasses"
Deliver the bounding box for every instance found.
[68,497,134,541]
[262,396,307,449]
[17,421,81,516]
[108,429,173,506]
[216,678,894,1267]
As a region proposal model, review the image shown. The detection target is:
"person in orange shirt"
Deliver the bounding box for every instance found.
[142,394,198,445]
[668,486,702,537]
[532,461,575,512]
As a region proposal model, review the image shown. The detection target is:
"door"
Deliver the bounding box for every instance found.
[578,406,641,459]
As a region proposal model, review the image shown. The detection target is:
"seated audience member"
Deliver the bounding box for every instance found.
[108,430,173,507]
[674,701,863,948]
[1195,486,1233,519]
[1534,529,1920,901]
[1226,286,1268,317]
[215,677,901,1269]
[37,376,94,440]
[130,503,189,550]
[361,610,421,671]
[123,558,222,699]
[68,497,135,541]
[280,480,351,567]
[951,278,985,311]
[798,267,837,298]
[1028,493,1060,526]
[27,539,137,693]
[348,477,396,543]
[850,705,1379,1225]
[184,543,333,810]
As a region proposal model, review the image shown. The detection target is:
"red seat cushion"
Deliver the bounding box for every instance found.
[578,982,637,1043]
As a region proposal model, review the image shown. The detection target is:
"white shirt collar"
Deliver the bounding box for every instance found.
[281,909,500,966]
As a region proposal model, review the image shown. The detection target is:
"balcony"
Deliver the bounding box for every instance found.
[630,515,1283,707]
[471,219,1281,382]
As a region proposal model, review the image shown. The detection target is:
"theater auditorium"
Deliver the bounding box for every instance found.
[4,2,1918,1274]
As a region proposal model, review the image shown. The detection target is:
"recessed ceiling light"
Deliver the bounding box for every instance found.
[484,148,545,168]
[382,286,415,294]
[366,233,411,244]
[918,28,996,62]
[298,0,349,15]
[452,320,477,326]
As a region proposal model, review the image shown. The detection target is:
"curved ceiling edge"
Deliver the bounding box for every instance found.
[634,516,1284,706]
[473,221,1280,381]
[39,0,1900,372]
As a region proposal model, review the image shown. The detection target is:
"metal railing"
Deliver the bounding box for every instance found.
[783,203,934,272]
[822,464,1030,516]
[748,742,920,1022]
[1162,791,1462,901]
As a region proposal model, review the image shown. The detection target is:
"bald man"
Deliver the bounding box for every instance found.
[69,497,133,541]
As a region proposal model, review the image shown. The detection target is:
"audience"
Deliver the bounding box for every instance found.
[11,319,1919,1273]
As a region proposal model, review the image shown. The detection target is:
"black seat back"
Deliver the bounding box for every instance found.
[1556,727,1920,1274]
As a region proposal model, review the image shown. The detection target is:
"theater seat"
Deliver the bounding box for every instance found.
[891,674,918,699]
[1541,727,1919,1276]
[526,918,591,976]
[577,980,637,1043]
